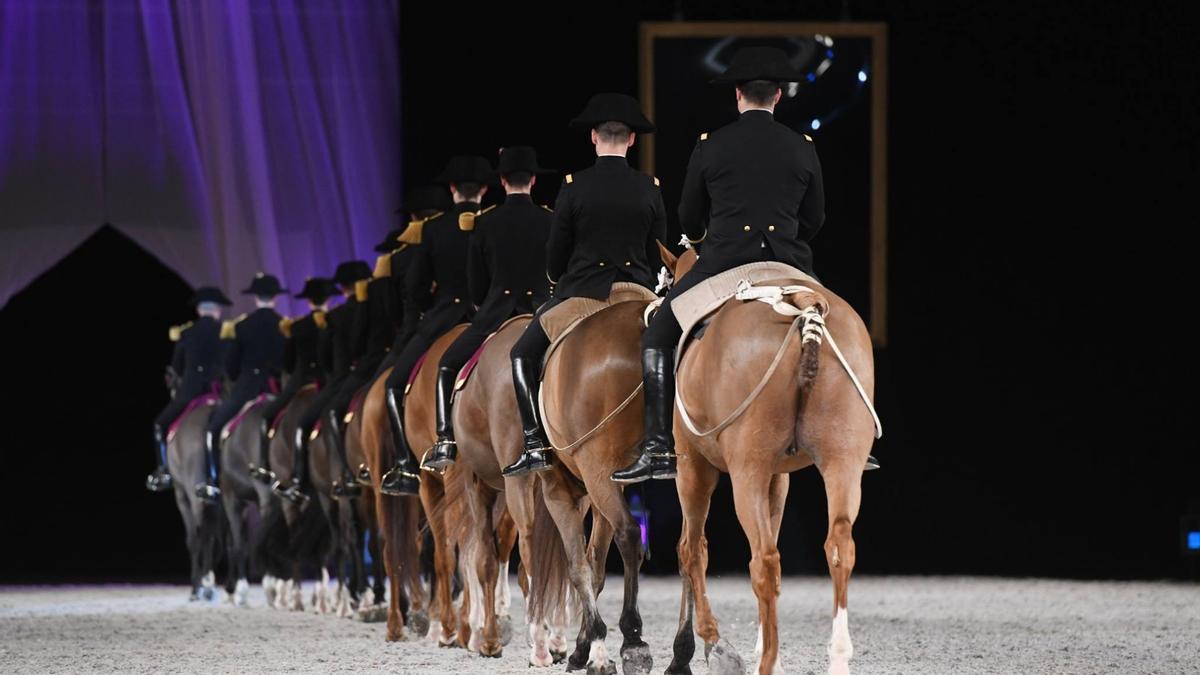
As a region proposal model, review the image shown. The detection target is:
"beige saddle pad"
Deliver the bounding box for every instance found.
[541,282,658,369]
[671,262,818,368]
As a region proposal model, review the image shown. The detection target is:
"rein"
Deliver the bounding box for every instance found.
[541,382,644,453]
[675,280,883,440]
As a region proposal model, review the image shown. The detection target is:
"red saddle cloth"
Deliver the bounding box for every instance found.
[454,315,531,393]
[222,393,272,439]
[166,392,221,442]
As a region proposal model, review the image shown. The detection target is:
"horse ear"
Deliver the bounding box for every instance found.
[656,240,678,273]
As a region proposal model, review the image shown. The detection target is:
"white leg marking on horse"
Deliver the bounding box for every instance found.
[587,638,610,671]
[289,579,304,612]
[235,578,249,607]
[528,621,553,667]
[202,570,215,592]
[466,560,484,652]
[336,580,353,618]
[496,559,511,616]
[262,574,277,607]
[827,606,853,675]
[755,623,764,659]
[427,619,443,643]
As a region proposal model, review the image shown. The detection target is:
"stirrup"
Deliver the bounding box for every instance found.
[356,463,373,485]
[195,483,221,501]
[420,440,456,472]
[865,455,881,471]
[273,480,310,507]
[379,465,420,496]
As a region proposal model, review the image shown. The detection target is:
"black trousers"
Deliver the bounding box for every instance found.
[153,377,215,430]
[509,298,562,361]
[297,374,346,435]
[206,373,270,436]
[383,332,436,397]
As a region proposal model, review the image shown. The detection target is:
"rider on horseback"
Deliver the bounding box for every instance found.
[614,47,878,484]
[377,156,492,496]
[251,277,337,488]
[146,287,230,492]
[501,93,666,478]
[197,273,287,500]
[420,146,555,473]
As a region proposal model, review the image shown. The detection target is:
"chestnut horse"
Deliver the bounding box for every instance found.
[663,249,879,675]
[451,316,572,664]
[534,298,660,675]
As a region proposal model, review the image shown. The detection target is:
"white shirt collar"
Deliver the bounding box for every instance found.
[741,107,775,115]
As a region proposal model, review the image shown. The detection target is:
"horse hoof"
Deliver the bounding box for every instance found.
[200,587,215,602]
[408,609,430,636]
[706,639,745,675]
[356,604,388,623]
[550,649,569,665]
[188,592,201,602]
[498,614,514,646]
[586,659,617,675]
[620,642,653,675]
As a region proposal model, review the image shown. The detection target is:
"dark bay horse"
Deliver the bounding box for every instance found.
[218,395,278,606]
[534,299,660,675]
[167,396,224,601]
[663,249,878,675]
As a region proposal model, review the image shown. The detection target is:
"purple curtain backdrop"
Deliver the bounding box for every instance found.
[0,0,401,314]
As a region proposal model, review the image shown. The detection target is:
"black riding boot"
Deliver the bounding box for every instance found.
[146,424,173,492]
[274,427,311,506]
[420,367,459,471]
[501,357,554,477]
[380,387,420,496]
[249,417,276,485]
[328,409,362,499]
[195,430,222,500]
[612,347,678,484]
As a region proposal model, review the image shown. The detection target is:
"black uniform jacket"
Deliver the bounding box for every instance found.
[468,193,553,329]
[283,312,324,382]
[320,297,360,380]
[171,316,225,389]
[546,156,666,300]
[353,276,396,358]
[678,109,825,275]
[387,244,420,344]
[407,202,477,339]
[225,307,285,382]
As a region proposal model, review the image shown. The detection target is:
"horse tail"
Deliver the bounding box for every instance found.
[529,477,573,629]
[786,289,830,391]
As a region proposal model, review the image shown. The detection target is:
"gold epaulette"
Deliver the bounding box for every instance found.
[168,321,192,342]
[564,174,573,184]
[459,204,496,232]
[699,132,708,141]
[398,211,440,245]
[803,134,813,142]
[355,279,369,302]
[220,321,236,340]
[279,317,294,338]
[653,176,661,187]
[374,254,391,278]
[540,204,552,212]
[313,310,327,329]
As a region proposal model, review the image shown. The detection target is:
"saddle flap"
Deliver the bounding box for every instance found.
[454,314,532,393]
[540,283,658,374]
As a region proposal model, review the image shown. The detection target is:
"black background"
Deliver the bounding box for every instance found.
[2,1,1196,583]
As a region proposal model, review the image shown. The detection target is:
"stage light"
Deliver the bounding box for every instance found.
[811,119,821,130]
[858,70,868,83]
[1189,531,1200,550]
[826,49,834,59]
[806,73,816,82]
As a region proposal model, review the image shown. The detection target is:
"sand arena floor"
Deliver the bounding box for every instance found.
[1,575,1197,674]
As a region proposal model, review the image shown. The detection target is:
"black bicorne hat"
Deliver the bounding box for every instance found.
[435,155,498,185]
[568,93,655,134]
[294,277,339,303]
[497,146,554,177]
[241,272,288,297]
[374,227,407,253]
[333,260,372,287]
[190,286,233,307]
[711,46,807,84]
[397,185,452,218]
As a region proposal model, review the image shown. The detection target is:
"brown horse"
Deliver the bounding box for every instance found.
[358,366,428,640]
[663,248,878,675]
[451,316,572,664]
[533,298,661,675]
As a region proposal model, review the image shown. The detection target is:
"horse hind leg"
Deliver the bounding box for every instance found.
[819,456,864,675]
[588,478,651,674]
[731,467,782,675]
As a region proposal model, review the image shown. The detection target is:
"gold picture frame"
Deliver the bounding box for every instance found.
[639,21,888,345]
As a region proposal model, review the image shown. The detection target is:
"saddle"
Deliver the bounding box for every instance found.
[540,282,659,372]
[670,262,820,369]
[452,314,533,394]
[166,393,221,443]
